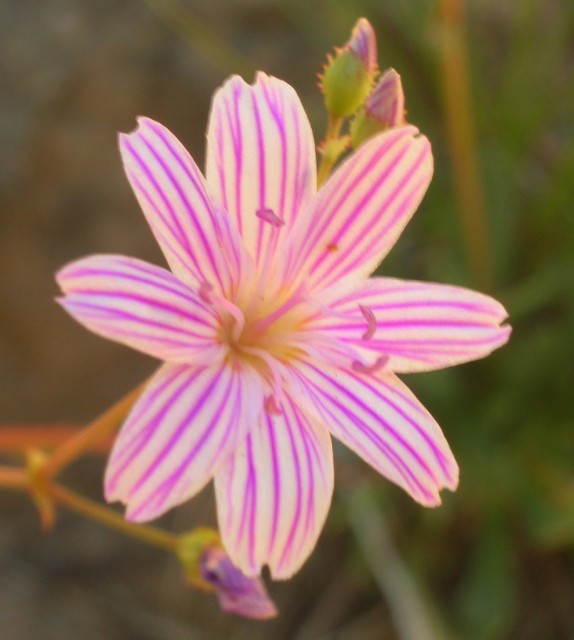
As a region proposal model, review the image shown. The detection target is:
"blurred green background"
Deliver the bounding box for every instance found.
[1,1,573,638]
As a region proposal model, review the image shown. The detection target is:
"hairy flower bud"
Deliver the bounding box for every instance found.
[350,68,406,148]
[320,18,378,118]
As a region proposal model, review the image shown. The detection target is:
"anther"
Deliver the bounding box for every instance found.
[359,304,377,340]
[256,208,285,228]
[352,355,389,374]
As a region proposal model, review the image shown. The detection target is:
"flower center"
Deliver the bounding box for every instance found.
[223,285,309,366]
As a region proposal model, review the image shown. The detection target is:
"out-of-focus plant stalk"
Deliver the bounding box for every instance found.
[343,484,440,640]
[438,0,493,290]
[142,0,255,77]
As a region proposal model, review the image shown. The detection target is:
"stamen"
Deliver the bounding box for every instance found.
[256,208,285,228]
[215,298,245,343]
[241,345,285,397]
[352,355,389,374]
[359,304,377,340]
[199,281,245,343]
[264,395,282,415]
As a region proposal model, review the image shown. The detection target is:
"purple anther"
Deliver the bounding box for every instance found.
[352,355,389,374]
[256,208,285,227]
[359,304,377,340]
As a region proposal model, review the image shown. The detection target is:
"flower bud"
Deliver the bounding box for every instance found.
[320,18,378,118]
[350,68,406,148]
[200,546,277,620]
[177,528,277,620]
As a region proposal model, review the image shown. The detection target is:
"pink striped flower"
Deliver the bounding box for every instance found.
[56,73,510,579]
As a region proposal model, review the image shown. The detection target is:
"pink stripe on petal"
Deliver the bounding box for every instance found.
[105,361,265,522]
[290,361,458,506]
[119,117,245,296]
[310,277,510,373]
[56,254,222,363]
[206,74,316,268]
[284,126,432,290]
[215,393,333,579]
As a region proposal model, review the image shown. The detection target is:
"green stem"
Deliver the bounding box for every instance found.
[317,115,344,187]
[48,482,178,551]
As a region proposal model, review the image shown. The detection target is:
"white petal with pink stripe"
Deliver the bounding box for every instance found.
[206,73,316,271]
[290,360,459,506]
[56,255,223,364]
[105,361,265,522]
[310,277,511,372]
[215,393,333,579]
[282,125,432,291]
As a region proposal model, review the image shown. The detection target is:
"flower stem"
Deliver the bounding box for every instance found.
[47,482,178,551]
[317,115,344,187]
[0,463,177,551]
[0,425,112,453]
[42,381,147,479]
[438,0,493,290]
[0,465,27,490]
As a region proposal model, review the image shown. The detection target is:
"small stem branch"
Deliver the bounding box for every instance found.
[317,115,344,187]
[0,462,177,551]
[47,483,178,551]
[0,425,112,453]
[0,465,27,490]
[438,0,493,290]
[42,382,147,479]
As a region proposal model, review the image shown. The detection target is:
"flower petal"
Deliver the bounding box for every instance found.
[215,393,333,579]
[283,126,432,290]
[105,361,265,521]
[206,73,316,269]
[119,117,250,295]
[56,254,223,363]
[291,361,458,506]
[309,277,511,372]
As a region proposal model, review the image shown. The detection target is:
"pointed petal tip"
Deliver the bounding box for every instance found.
[254,70,271,84]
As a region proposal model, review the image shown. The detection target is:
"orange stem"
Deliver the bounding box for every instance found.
[42,382,147,479]
[0,465,27,490]
[0,425,113,453]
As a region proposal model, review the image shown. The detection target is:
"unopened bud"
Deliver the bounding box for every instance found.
[320,18,378,118]
[177,528,277,620]
[200,546,277,620]
[350,68,406,148]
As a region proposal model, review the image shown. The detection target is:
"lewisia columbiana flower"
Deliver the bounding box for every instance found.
[56,73,510,579]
